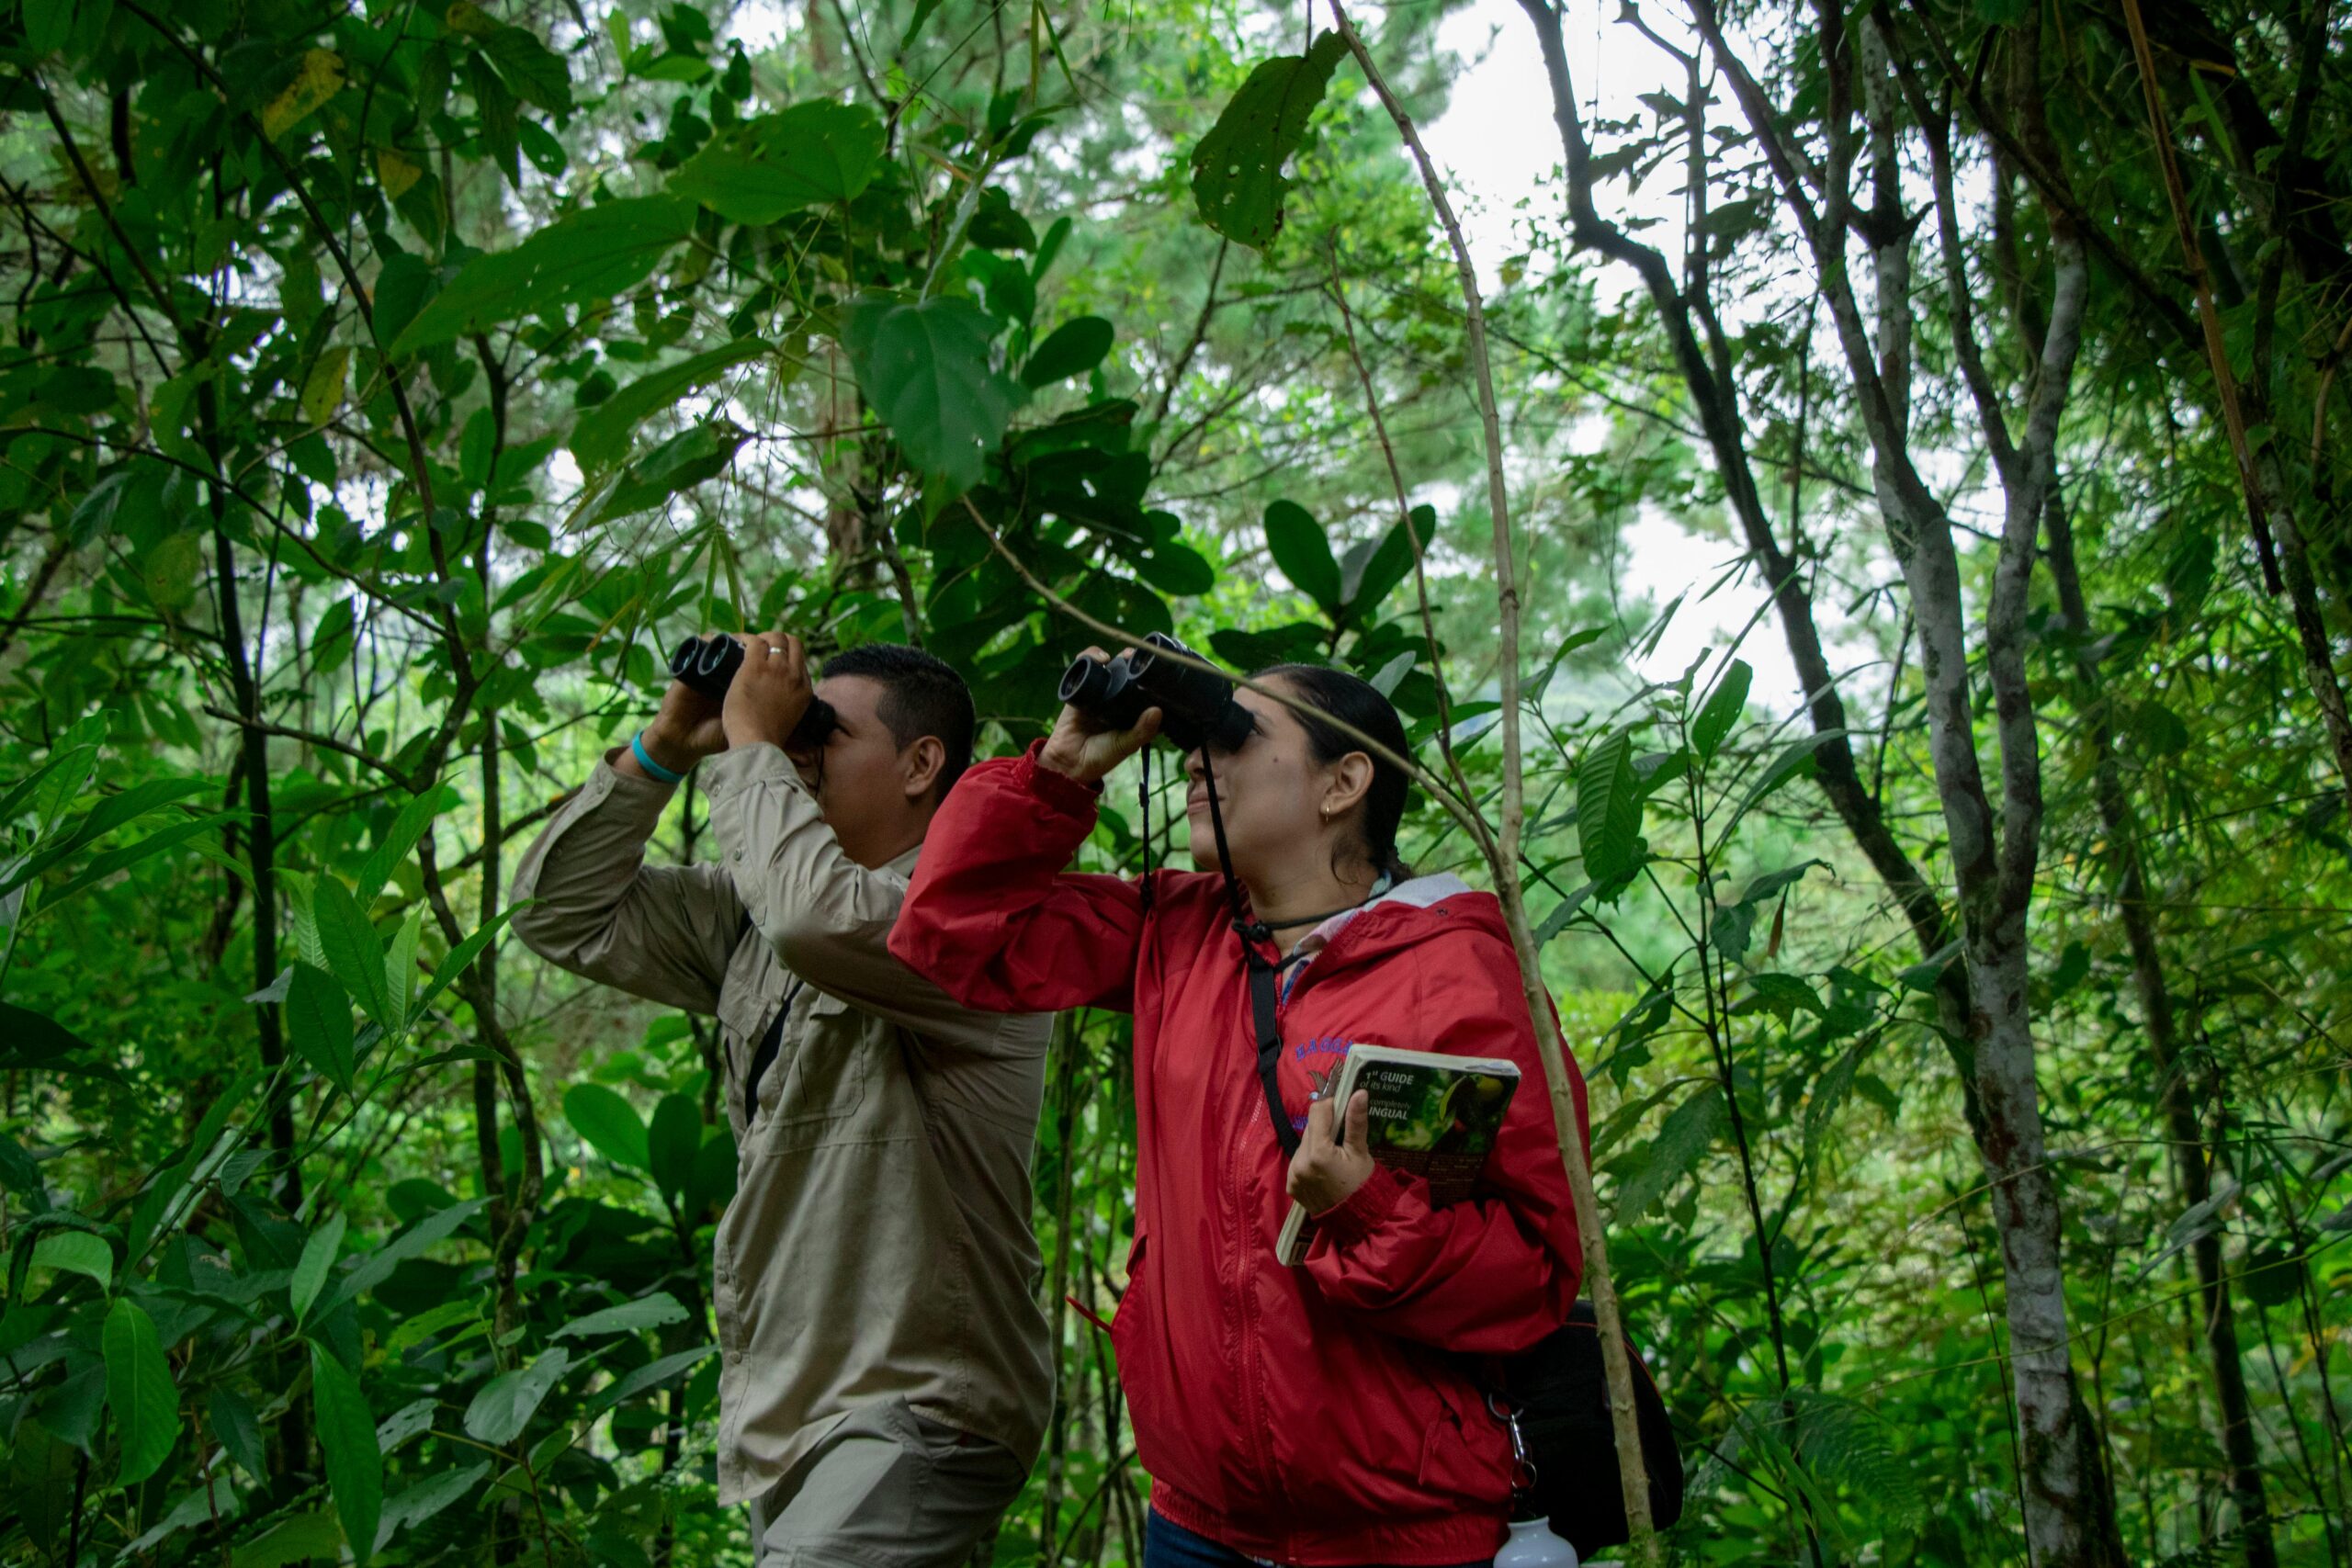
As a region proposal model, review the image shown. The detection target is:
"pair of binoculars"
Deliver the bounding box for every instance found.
[1058,633,1253,754]
[668,636,840,751]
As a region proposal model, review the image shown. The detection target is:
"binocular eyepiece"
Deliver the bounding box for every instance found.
[1057,632,1254,755]
[668,635,840,752]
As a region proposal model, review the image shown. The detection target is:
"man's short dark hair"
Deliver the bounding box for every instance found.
[821,643,976,798]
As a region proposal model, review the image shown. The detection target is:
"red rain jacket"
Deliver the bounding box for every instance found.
[888,746,1591,1565]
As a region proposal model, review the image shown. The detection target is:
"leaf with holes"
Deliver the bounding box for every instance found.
[1189,32,1349,249]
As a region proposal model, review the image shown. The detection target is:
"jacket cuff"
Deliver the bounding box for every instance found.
[588,748,683,822]
[1012,739,1102,818]
[1315,1164,1408,1245]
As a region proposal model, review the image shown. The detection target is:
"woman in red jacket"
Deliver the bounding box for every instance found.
[888,658,1590,1568]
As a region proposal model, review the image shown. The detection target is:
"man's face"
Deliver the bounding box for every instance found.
[792,673,924,869]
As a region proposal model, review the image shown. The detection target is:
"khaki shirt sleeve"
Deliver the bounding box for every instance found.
[508,751,743,1016]
[701,742,1019,1057]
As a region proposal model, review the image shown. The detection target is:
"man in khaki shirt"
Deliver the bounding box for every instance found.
[511,634,1054,1565]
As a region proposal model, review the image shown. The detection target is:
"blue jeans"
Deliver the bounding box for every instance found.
[1142,1508,1494,1568]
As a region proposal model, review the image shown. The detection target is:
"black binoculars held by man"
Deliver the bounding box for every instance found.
[671,635,840,752]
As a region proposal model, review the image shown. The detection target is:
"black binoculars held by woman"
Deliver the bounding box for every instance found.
[1058,633,1254,754]
[668,636,840,751]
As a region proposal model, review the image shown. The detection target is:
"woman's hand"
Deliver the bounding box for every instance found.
[1287,1089,1374,1216]
[722,631,816,752]
[1036,647,1161,785]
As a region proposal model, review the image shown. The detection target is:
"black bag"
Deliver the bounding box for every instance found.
[1492,1300,1684,1554]
[1242,952,1682,1553]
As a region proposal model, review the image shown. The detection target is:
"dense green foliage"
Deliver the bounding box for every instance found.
[2,0,2348,1565]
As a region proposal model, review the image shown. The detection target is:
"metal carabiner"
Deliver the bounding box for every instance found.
[1487,1392,1540,1496]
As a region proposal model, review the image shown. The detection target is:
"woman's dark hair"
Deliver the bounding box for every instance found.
[1254,663,1414,884]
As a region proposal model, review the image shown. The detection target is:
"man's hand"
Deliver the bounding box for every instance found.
[1036,648,1161,785]
[1286,1089,1374,1217]
[723,631,816,752]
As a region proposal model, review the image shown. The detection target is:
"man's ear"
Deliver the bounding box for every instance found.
[902,736,947,801]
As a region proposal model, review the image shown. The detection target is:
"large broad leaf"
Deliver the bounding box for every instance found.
[463,1346,571,1447]
[1189,32,1349,249]
[1576,728,1645,886]
[232,1513,342,1568]
[571,337,773,473]
[285,963,356,1094]
[583,421,747,525]
[839,296,1019,491]
[1021,316,1114,389]
[565,1083,650,1171]
[669,102,884,224]
[31,1230,111,1289]
[355,784,450,909]
[374,1463,491,1552]
[312,878,390,1025]
[0,1003,122,1079]
[104,1299,180,1484]
[1340,513,1420,624]
[390,196,697,354]
[647,1093,701,1201]
[1263,501,1341,614]
[311,1345,382,1564]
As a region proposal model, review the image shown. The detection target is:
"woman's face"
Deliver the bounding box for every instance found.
[1182,678,1363,879]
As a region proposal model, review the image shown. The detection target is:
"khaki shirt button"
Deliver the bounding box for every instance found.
[732,848,744,862]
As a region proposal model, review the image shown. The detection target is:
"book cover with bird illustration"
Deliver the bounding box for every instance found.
[1276,1043,1522,1266]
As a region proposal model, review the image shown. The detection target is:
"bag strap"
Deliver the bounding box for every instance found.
[1249,950,1302,1160]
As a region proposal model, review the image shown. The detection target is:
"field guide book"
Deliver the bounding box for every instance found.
[1275,1043,1521,1266]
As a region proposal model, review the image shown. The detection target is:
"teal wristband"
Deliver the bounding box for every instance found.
[631,730,686,784]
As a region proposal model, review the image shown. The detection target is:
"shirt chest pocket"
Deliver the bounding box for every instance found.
[743,985,871,1154]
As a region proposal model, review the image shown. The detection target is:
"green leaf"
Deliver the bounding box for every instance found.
[290,1211,346,1323]
[647,1094,700,1201]
[104,1299,180,1485]
[551,1292,690,1341]
[375,1463,491,1552]
[210,1389,266,1479]
[24,0,74,53]
[839,295,1019,491]
[0,1003,121,1078]
[1263,501,1341,614]
[356,787,446,911]
[585,421,748,524]
[318,1197,488,1316]
[300,345,351,428]
[463,1346,570,1447]
[1341,513,1420,623]
[384,910,421,1037]
[1724,729,1844,841]
[477,25,572,113]
[1691,658,1750,761]
[1610,1085,1724,1224]
[585,1345,715,1416]
[1188,32,1349,249]
[1533,880,1598,946]
[38,811,245,912]
[1022,316,1114,388]
[313,877,391,1026]
[31,1230,111,1289]
[311,1344,382,1563]
[391,197,697,354]
[670,102,885,224]
[469,53,521,188]
[565,1083,650,1170]
[571,337,773,473]
[418,906,524,1014]
[1747,972,1826,1025]
[232,1512,342,1568]
[285,962,356,1094]
[1577,727,1644,886]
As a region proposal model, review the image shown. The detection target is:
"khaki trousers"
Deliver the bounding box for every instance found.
[747,1399,1029,1568]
